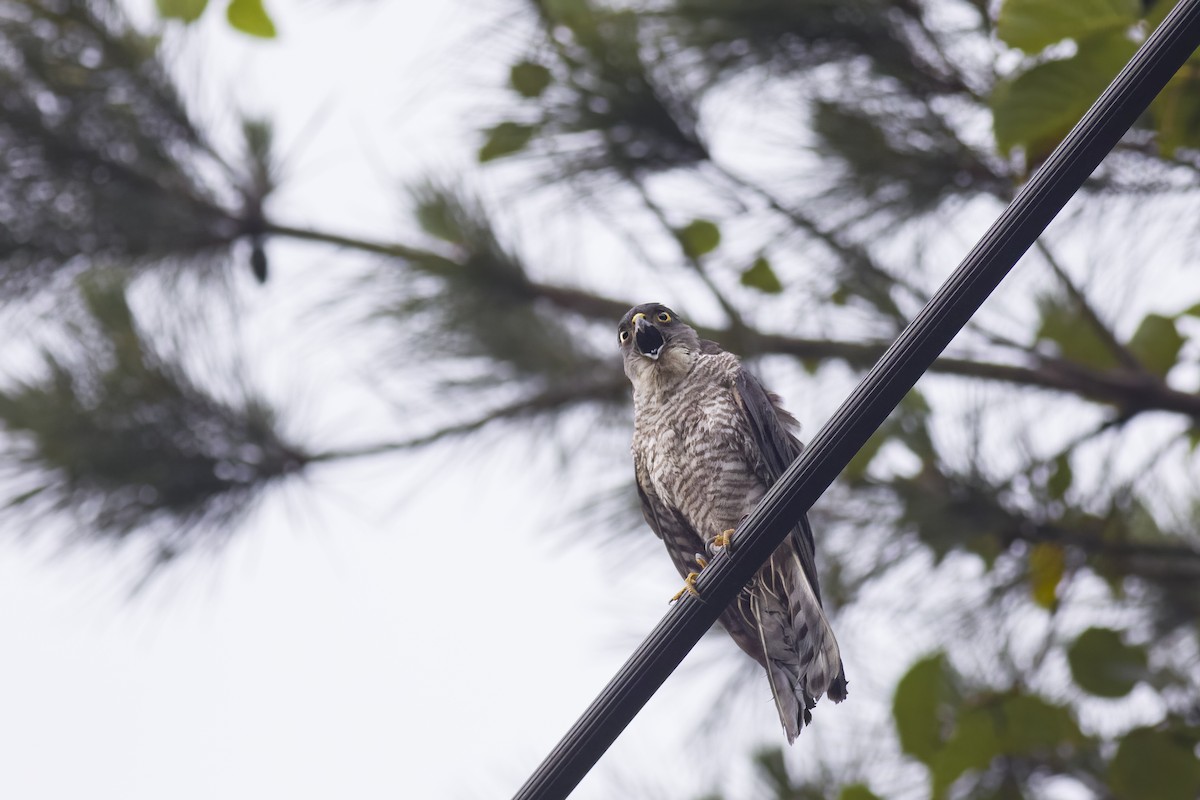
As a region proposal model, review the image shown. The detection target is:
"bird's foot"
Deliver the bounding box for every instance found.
[708,528,735,555]
[669,554,708,603]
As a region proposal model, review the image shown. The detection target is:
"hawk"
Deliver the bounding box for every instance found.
[618,302,847,741]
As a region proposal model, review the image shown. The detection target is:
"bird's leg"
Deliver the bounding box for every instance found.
[708,515,748,556]
[708,529,735,555]
[669,554,709,603]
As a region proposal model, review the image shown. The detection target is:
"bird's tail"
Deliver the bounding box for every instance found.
[749,552,848,743]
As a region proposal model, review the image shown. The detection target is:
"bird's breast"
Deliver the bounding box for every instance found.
[634,372,765,536]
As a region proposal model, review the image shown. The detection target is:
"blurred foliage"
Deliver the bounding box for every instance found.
[388,182,614,388]
[676,218,721,259]
[2,0,1200,797]
[882,649,1200,800]
[0,0,268,295]
[707,648,1199,799]
[994,0,1200,164]
[0,272,305,565]
[484,2,707,178]
[1066,626,1149,698]
[157,0,277,38]
[740,256,783,294]
[698,743,885,800]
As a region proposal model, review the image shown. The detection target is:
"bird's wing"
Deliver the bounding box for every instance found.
[635,468,708,579]
[733,367,824,605]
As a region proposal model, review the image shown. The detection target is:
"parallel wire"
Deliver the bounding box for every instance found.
[514,2,1200,797]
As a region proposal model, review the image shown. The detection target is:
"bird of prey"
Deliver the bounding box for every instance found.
[618,302,847,742]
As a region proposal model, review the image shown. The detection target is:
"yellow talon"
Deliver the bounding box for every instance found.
[713,529,735,550]
[669,554,709,603]
[670,571,702,603]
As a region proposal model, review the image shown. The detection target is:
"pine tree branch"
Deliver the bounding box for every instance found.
[263,221,1200,421]
[263,222,439,261]
[1011,523,1200,583]
[306,377,628,463]
[759,333,1200,419]
[632,184,749,335]
[707,161,920,320]
[1035,239,1144,373]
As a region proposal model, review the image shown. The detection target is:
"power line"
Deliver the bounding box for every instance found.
[513,2,1200,798]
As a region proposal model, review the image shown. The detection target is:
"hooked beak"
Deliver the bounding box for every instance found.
[632,313,665,360]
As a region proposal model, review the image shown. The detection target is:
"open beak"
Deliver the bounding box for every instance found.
[632,313,665,360]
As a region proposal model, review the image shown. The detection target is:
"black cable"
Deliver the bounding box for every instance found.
[513,2,1200,797]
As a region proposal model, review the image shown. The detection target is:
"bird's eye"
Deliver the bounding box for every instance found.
[619,329,630,343]
[657,311,671,323]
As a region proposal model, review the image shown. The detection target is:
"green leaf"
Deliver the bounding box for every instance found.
[478,122,537,163]
[1188,428,1200,453]
[993,31,1139,159]
[997,693,1083,752]
[901,388,932,417]
[996,0,1140,53]
[414,196,461,244]
[1122,496,1165,542]
[1110,728,1200,800]
[677,219,721,258]
[1152,65,1200,156]
[1029,542,1065,609]
[931,692,1084,797]
[927,692,1085,797]
[844,387,930,481]
[893,653,956,764]
[963,535,1003,569]
[1047,453,1073,500]
[226,0,276,38]
[837,785,883,800]
[510,61,553,98]
[740,256,783,294]
[895,389,935,461]
[931,706,1001,797]
[1067,627,1148,698]
[157,0,209,23]
[1034,296,1120,370]
[1127,313,1186,378]
[541,0,590,25]
[751,747,795,796]
[844,428,888,482]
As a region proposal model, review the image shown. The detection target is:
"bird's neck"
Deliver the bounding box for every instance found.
[630,347,698,407]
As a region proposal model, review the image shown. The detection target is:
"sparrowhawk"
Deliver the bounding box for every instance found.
[618,302,847,742]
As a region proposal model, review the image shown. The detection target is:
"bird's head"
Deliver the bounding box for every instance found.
[617,303,701,386]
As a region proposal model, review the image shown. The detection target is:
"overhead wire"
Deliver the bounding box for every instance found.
[513,2,1200,797]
